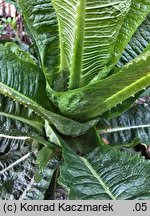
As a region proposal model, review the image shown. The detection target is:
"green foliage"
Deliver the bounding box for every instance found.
[60,143,150,200]
[1,0,150,200]
[1,17,17,29]
[0,137,59,200]
[118,13,150,66]
[100,102,150,146]
[18,0,60,84]
[36,146,55,172]
[52,51,150,120]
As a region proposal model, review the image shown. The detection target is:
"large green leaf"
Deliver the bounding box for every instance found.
[0,94,54,148]
[0,43,98,136]
[54,51,150,120]
[0,44,45,135]
[108,0,150,70]
[18,0,60,83]
[0,82,99,137]
[0,44,50,109]
[59,143,150,199]
[100,102,150,145]
[52,0,131,88]
[0,44,52,142]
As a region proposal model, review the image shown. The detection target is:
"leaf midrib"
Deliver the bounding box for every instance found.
[0,112,43,133]
[100,124,150,134]
[69,0,86,89]
[101,73,150,115]
[0,82,99,136]
[80,157,116,200]
[0,152,32,175]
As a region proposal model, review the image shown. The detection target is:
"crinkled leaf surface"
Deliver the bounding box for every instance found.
[59,143,150,200]
[109,0,150,69]
[0,95,44,137]
[100,102,150,145]
[0,44,50,108]
[52,0,131,88]
[0,137,59,200]
[56,51,150,120]
[0,81,99,136]
[18,0,60,83]
[0,44,98,136]
[7,42,36,65]
[119,13,150,66]
[0,44,48,140]
[0,138,34,200]
[21,159,59,200]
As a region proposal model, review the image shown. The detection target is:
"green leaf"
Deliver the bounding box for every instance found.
[101,90,144,120]
[0,43,98,136]
[6,42,36,65]
[51,69,69,92]
[55,51,150,120]
[18,0,60,84]
[45,123,101,155]
[0,95,44,137]
[0,44,55,142]
[0,82,99,137]
[0,44,51,109]
[119,13,150,66]
[100,102,150,145]
[0,138,33,200]
[64,127,101,155]
[59,143,150,199]
[0,137,59,200]
[52,0,131,88]
[0,93,54,147]
[140,87,150,97]
[36,146,54,172]
[108,0,150,70]
[24,159,59,200]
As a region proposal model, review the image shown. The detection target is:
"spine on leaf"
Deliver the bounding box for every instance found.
[51,51,150,120]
